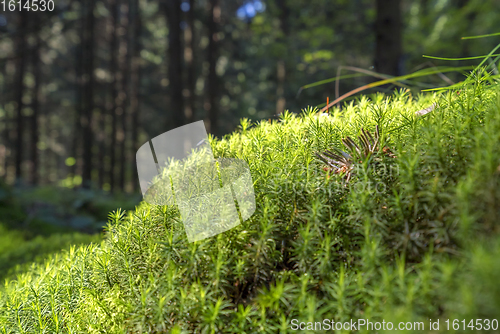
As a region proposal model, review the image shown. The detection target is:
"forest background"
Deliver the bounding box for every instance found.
[0,0,499,194]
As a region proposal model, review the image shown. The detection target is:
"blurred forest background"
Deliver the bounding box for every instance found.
[0,0,499,194]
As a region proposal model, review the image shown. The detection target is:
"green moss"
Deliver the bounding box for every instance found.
[1,74,500,333]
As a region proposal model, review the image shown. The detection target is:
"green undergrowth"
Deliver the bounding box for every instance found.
[0,182,139,282]
[0,225,101,282]
[1,71,500,333]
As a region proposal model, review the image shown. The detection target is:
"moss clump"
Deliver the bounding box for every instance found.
[1,75,500,333]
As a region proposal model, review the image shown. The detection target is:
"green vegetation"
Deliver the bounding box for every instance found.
[1,68,500,333]
[0,182,139,281]
[0,228,101,282]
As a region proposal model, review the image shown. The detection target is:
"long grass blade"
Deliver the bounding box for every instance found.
[461,32,500,40]
[423,54,500,61]
[320,66,473,112]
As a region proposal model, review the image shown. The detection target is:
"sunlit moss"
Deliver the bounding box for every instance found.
[1,69,500,332]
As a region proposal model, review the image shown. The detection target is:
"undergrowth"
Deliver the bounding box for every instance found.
[0,181,140,282]
[1,69,500,333]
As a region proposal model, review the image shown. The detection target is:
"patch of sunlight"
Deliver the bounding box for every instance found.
[303,50,334,63]
[65,157,76,167]
[428,14,448,47]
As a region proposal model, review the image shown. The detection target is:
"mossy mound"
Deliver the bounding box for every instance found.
[1,79,500,333]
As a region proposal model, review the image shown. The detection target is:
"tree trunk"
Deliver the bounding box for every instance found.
[276,0,289,115]
[165,0,185,129]
[14,13,27,182]
[31,13,41,185]
[206,0,220,134]
[118,0,132,192]
[109,0,119,192]
[81,0,96,188]
[130,0,142,192]
[0,62,8,180]
[71,4,85,187]
[374,0,402,76]
[184,0,196,123]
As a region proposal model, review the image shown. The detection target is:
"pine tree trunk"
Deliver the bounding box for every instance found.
[130,0,142,192]
[165,0,185,129]
[374,0,402,76]
[184,0,196,123]
[276,0,289,115]
[0,62,8,180]
[109,0,119,192]
[31,13,41,185]
[14,13,27,182]
[119,0,132,192]
[206,0,220,133]
[71,6,85,187]
[81,0,96,188]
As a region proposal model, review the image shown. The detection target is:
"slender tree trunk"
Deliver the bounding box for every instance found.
[31,14,41,185]
[206,0,220,133]
[276,0,289,115]
[94,16,107,189]
[118,1,131,192]
[184,0,196,123]
[96,116,105,188]
[49,125,58,184]
[109,0,119,192]
[81,0,96,188]
[96,84,106,187]
[14,13,27,182]
[71,7,85,187]
[374,0,402,76]
[129,0,142,192]
[165,0,185,129]
[0,62,8,180]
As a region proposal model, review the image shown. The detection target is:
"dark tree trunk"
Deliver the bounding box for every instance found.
[165,0,185,129]
[374,0,402,76]
[95,19,108,189]
[184,0,196,123]
[276,0,289,115]
[0,62,8,180]
[71,5,85,186]
[109,0,119,192]
[81,0,96,188]
[96,115,105,188]
[130,0,142,192]
[31,14,41,185]
[118,0,132,192]
[14,13,27,182]
[206,0,220,133]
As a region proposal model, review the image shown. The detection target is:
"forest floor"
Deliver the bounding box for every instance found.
[0,183,139,281]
